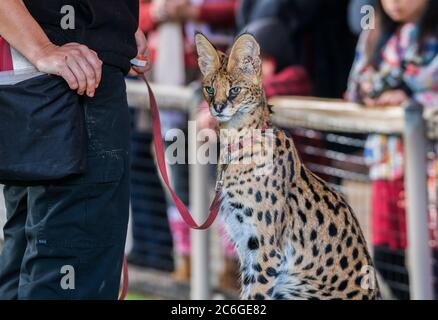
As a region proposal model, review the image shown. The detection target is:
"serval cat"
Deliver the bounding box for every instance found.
[195,33,380,300]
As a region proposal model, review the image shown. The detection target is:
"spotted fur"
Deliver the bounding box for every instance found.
[195,33,380,300]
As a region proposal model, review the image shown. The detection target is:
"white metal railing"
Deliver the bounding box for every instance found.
[127,79,436,300]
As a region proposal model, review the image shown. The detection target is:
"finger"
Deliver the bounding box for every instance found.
[59,66,79,90]
[77,46,102,88]
[65,55,87,95]
[128,68,139,77]
[74,53,97,97]
[132,65,148,75]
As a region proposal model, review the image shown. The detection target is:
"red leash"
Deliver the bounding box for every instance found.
[140,74,221,229]
[119,75,221,300]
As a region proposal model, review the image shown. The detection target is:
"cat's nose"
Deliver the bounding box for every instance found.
[213,103,227,113]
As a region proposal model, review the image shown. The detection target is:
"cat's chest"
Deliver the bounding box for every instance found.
[219,187,258,255]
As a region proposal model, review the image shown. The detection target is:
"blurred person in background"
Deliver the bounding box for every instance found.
[346,0,438,299]
[140,0,237,80]
[138,0,238,286]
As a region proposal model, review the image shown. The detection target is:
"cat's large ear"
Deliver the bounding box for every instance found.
[227,34,261,77]
[195,32,221,76]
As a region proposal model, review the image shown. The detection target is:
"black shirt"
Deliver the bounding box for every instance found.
[24,0,139,74]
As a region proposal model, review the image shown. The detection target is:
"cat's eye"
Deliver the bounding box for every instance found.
[229,87,241,95]
[205,86,215,95]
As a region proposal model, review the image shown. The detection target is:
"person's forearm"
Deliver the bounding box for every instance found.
[0,0,53,65]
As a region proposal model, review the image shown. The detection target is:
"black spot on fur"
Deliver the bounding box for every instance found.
[325,244,332,254]
[354,276,363,286]
[305,199,312,210]
[269,235,275,245]
[298,210,307,224]
[310,229,317,241]
[347,290,360,299]
[299,230,305,248]
[326,257,334,267]
[303,262,314,270]
[312,245,319,257]
[316,267,324,276]
[338,279,349,291]
[341,229,347,240]
[328,223,338,237]
[243,274,256,285]
[253,263,262,272]
[340,256,349,270]
[257,211,263,221]
[300,166,309,183]
[248,237,259,250]
[295,255,304,266]
[255,191,262,202]
[230,202,243,209]
[258,275,269,284]
[315,210,324,225]
[271,194,277,205]
[352,248,359,260]
[289,192,299,205]
[346,236,353,247]
[273,293,285,299]
[253,293,265,300]
[323,195,335,212]
[265,211,272,225]
[266,267,278,277]
[241,206,253,218]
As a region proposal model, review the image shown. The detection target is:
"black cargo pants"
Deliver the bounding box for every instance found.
[0,65,130,299]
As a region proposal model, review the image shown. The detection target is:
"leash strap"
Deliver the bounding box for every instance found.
[118,75,221,300]
[118,256,129,300]
[140,74,220,230]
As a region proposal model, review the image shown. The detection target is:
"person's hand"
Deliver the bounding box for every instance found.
[363,96,377,107]
[31,42,102,97]
[375,90,409,107]
[131,28,150,75]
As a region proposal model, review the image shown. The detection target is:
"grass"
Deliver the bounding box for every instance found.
[125,292,160,300]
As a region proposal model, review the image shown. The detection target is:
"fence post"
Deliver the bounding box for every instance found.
[403,101,434,300]
[189,90,211,300]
